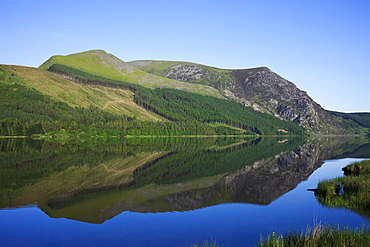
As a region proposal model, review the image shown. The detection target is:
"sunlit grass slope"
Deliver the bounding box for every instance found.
[39,50,223,98]
[2,65,164,121]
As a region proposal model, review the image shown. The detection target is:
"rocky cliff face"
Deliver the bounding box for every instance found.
[229,68,339,132]
[130,61,344,133]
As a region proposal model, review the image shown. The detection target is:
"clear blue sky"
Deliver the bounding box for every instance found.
[1,0,369,112]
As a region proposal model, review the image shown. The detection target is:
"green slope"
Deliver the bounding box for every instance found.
[39,50,223,98]
[43,63,306,135]
[1,49,307,137]
[329,111,370,129]
[0,64,139,137]
[0,64,280,137]
[129,60,233,87]
[34,50,367,136]
[0,64,164,121]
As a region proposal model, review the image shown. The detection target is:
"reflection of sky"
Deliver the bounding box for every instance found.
[0,158,369,247]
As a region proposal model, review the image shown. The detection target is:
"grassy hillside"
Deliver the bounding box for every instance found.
[39,50,223,98]
[35,50,368,136]
[44,64,306,135]
[1,65,164,121]
[2,63,302,137]
[0,65,134,137]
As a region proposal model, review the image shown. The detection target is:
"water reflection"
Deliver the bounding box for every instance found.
[0,136,369,224]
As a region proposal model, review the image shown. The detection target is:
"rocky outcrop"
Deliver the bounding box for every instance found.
[229,68,340,132]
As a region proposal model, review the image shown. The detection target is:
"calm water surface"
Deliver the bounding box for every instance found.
[0,137,369,246]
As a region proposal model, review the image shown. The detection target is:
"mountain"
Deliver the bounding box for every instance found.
[39,50,222,98]
[0,52,306,137]
[36,50,309,135]
[0,49,368,137]
[129,60,361,134]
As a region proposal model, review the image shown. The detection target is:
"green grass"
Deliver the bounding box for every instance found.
[315,160,370,218]
[344,160,370,174]
[1,64,163,121]
[39,50,223,98]
[193,240,222,247]
[194,224,370,247]
[259,224,370,247]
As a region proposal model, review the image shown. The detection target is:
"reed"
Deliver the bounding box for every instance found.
[259,224,370,247]
[193,240,222,247]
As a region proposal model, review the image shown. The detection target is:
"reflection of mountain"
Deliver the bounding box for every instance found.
[38,138,368,223]
[331,140,370,159]
[131,137,303,186]
[127,137,360,212]
[36,137,305,222]
[1,137,369,224]
[0,137,235,207]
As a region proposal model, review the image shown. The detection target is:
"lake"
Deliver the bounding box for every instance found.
[0,136,369,246]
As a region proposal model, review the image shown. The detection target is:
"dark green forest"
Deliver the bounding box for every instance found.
[330,111,370,129]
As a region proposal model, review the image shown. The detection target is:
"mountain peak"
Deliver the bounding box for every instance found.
[38,50,224,99]
[70,49,108,56]
[39,49,129,72]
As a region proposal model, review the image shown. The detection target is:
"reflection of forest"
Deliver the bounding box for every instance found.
[0,136,369,223]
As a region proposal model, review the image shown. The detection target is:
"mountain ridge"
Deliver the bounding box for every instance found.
[39,50,223,99]
[1,49,369,137]
[1,60,307,137]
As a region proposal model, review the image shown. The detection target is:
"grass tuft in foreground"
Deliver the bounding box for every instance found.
[193,240,223,247]
[259,224,370,247]
[315,160,370,218]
